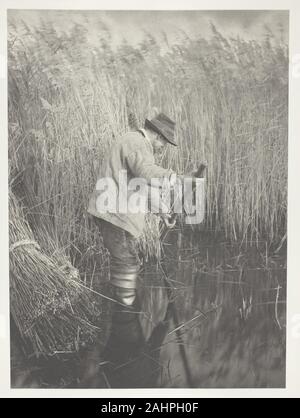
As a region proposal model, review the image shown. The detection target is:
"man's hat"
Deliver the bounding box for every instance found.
[145,113,177,146]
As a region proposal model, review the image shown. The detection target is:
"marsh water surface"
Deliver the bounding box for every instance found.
[11,228,286,388]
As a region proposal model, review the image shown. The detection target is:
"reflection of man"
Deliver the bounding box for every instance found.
[87,113,178,306]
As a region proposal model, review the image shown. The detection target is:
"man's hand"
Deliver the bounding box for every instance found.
[161,213,177,229]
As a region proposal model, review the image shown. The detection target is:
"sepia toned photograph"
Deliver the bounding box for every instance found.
[8,9,288,389]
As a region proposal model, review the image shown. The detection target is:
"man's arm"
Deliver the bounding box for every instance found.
[126,147,178,223]
[126,148,175,185]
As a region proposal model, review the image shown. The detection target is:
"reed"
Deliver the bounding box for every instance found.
[8,17,288,262]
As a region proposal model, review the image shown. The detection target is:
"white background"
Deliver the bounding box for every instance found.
[1,0,299,398]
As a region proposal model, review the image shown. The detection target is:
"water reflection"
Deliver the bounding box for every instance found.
[98,298,170,388]
[98,229,286,388]
[12,229,285,388]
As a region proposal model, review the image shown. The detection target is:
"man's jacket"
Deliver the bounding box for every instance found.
[87,130,174,238]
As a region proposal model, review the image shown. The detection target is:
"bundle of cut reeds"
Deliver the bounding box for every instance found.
[9,191,102,357]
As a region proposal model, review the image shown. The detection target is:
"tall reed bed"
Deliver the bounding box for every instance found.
[8,18,288,263]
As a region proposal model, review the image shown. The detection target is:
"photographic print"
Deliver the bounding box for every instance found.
[8,9,288,389]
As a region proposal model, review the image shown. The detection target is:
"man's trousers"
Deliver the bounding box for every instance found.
[97,219,141,305]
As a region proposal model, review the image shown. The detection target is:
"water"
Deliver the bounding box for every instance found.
[83,228,285,389]
[11,229,286,388]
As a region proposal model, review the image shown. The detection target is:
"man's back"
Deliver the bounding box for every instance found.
[87,130,173,238]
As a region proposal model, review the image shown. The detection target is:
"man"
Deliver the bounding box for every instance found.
[87,113,178,307]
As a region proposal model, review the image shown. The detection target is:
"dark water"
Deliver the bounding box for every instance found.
[85,229,286,389]
[11,229,286,388]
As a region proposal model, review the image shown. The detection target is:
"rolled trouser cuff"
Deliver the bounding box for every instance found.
[112,286,137,306]
[110,266,140,289]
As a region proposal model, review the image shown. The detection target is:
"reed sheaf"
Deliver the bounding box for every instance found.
[9,191,102,356]
[8,18,288,262]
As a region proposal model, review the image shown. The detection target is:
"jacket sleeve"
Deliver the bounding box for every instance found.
[126,148,174,185]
